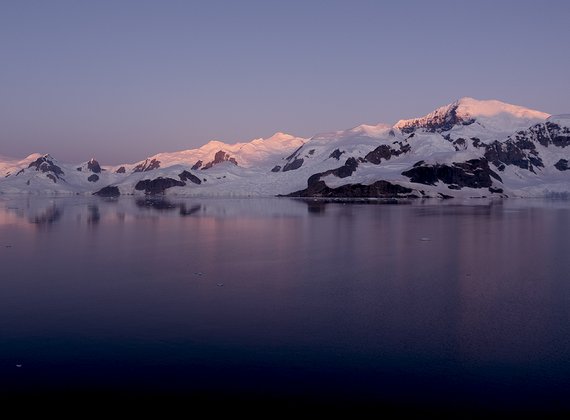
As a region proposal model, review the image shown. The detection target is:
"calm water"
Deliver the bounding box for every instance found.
[0,197,569,412]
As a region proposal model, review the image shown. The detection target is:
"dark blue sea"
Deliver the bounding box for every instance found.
[0,197,569,414]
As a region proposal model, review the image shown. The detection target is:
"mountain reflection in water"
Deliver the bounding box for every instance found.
[0,196,569,414]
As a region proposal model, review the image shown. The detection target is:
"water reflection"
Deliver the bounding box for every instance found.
[134,197,202,217]
[0,196,569,410]
[87,205,100,225]
[30,205,62,225]
[135,197,179,211]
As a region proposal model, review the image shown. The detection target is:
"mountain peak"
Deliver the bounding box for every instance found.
[453,97,549,120]
[264,132,298,142]
[349,123,392,137]
[395,97,549,134]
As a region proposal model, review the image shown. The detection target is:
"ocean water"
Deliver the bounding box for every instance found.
[0,196,569,413]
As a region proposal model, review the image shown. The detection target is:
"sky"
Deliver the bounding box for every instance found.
[1,0,569,164]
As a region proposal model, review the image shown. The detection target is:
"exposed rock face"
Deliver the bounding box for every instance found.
[483,121,570,174]
[555,159,569,171]
[546,121,570,147]
[278,145,304,172]
[484,139,543,173]
[282,158,304,172]
[520,121,570,148]
[471,137,484,148]
[115,166,126,174]
[191,160,203,170]
[280,157,362,198]
[28,156,65,179]
[93,186,120,197]
[402,158,502,190]
[135,177,185,194]
[87,174,99,182]
[286,146,303,161]
[271,165,281,173]
[178,170,202,184]
[365,142,411,164]
[452,137,467,151]
[202,151,238,170]
[325,157,359,179]
[133,159,161,172]
[287,156,415,198]
[287,179,416,198]
[329,149,345,160]
[87,159,102,173]
[396,102,475,134]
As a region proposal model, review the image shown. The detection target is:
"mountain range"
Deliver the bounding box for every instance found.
[2,97,569,198]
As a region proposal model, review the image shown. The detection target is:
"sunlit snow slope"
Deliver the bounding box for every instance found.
[2,98,569,198]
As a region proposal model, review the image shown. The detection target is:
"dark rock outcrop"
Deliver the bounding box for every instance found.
[554,159,569,171]
[397,102,476,134]
[328,157,359,179]
[116,166,126,174]
[191,160,203,170]
[178,170,202,184]
[286,156,414,198]
[202,151,238,170]
[93,186,120,197]
[471,137,483,148]
[547,121,570,148]
[484,139,543,173]
[329,149,345,160]
[285,146,303,161]
[87,159,102,173]
[452,137,467,151]
[295,157,359,192]
[402,158,502,189]
[87,174,99,182]
[365,142,411,165]
[521,121,570,148]
[272,146,306,172]
[287,179,416,198]
[135,177,185,194]
[28,156,64,179]
[282,158,304,172]
[133,159,161,173]
[271,165,281,173]
[484,121,570,174]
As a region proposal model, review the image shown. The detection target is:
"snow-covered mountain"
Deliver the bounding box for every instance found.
[2,97,569,198]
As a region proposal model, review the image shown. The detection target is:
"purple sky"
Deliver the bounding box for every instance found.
[1,0,569,164]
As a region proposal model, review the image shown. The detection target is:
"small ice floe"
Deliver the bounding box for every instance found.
[419,237,431,242]
[16,364,22,368]
[216,283,224,287]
